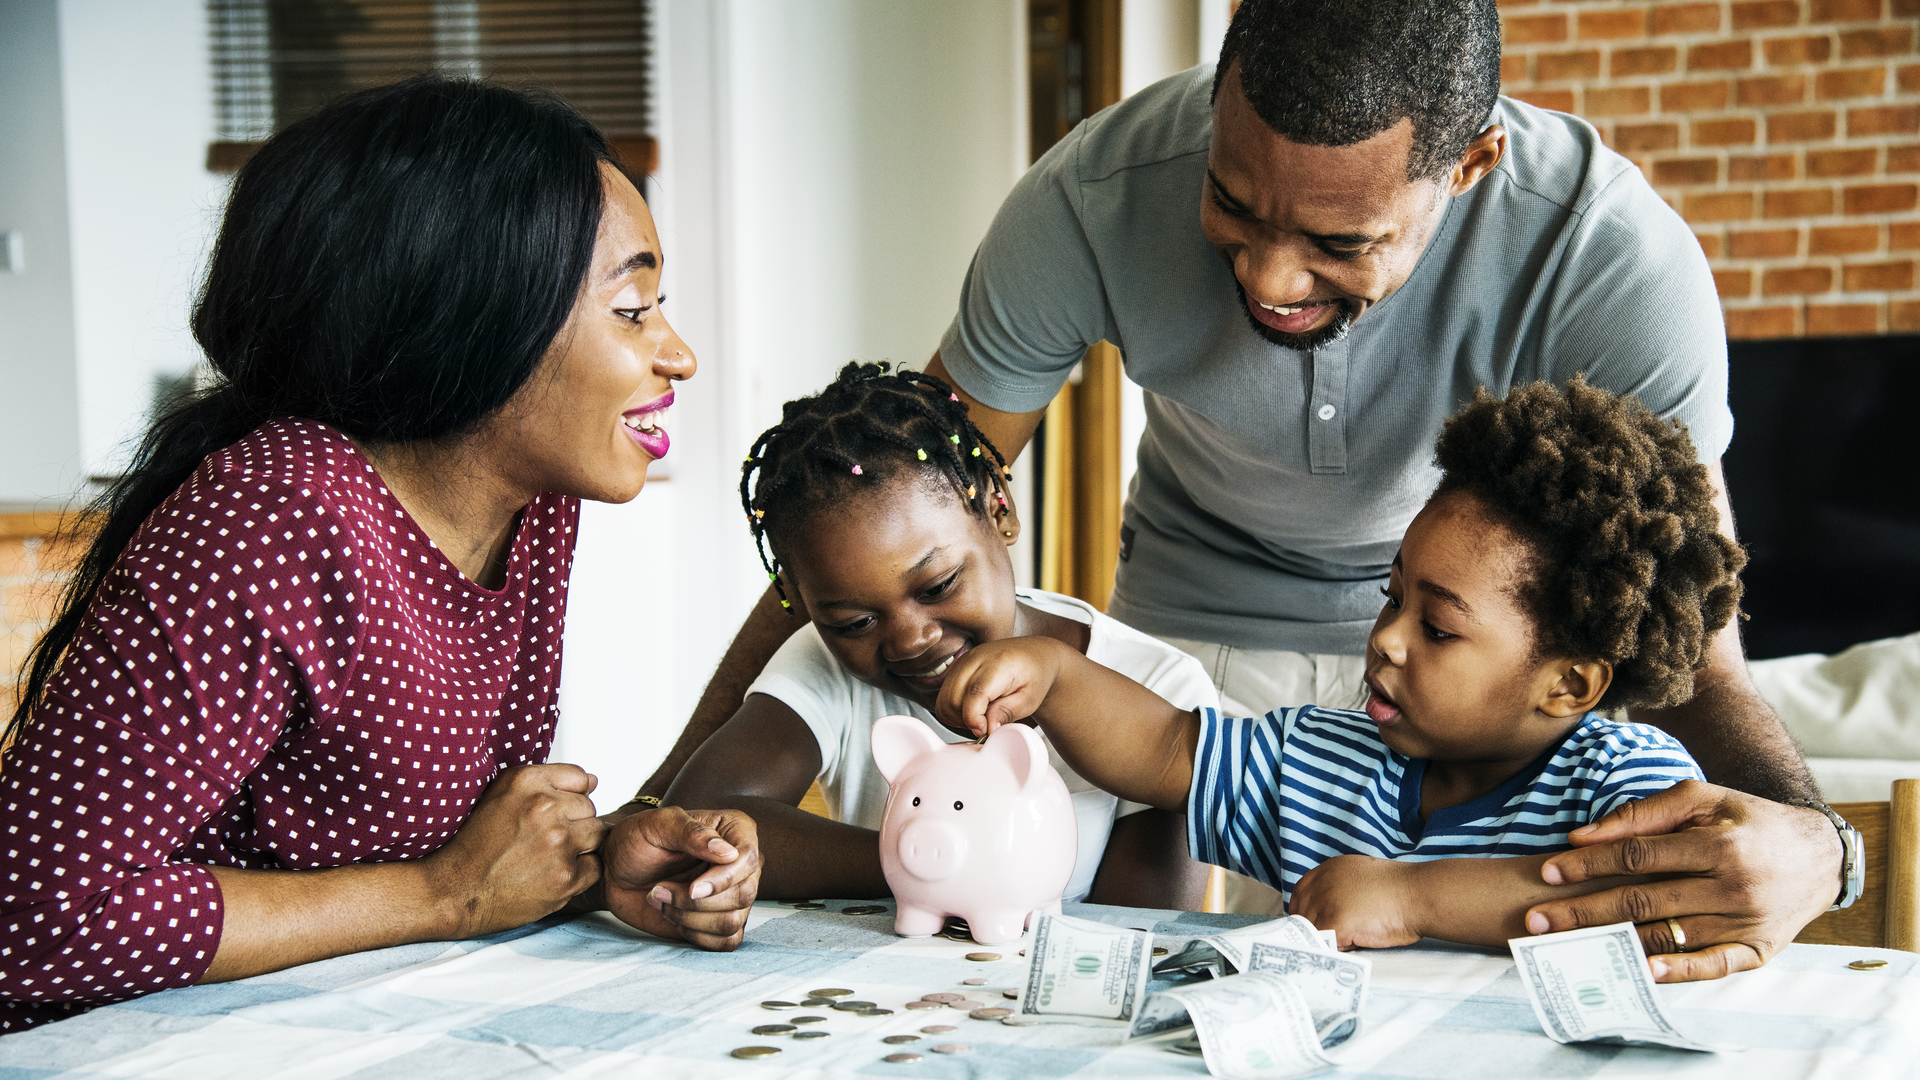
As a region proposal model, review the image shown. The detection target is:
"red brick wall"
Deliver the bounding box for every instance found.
[1499,0,1920,337]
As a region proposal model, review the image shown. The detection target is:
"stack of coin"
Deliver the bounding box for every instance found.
[842,904,888,915]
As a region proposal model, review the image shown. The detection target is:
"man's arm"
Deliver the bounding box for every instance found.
[1523,461,1843,982]
[635,352,1049,801]
[1627,461,1817,801]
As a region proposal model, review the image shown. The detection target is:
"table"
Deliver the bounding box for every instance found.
[3,900,1916,1078]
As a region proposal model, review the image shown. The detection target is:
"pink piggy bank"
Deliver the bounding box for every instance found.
[871,714,1078,944]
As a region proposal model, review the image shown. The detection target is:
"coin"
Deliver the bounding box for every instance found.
[761,1001,798,1010]
[920,992,964,1003]
[793,902,826,910]
[904,1001,942,1011]
[961,977,987,985]
[792,1015,828,1025]
[1000,1016,1037,1027]
[731,1046,782,1059]
[949,999,986,1010]
[811,988,855,998]
[858,1008,895,1017]
[1152,946,1169,957]
[882,1052,923,1064]
[793,1030,830,1041]
[882,1035,922,1044]
[1850,958,1891,970]
[931,1043,972,1054]
[843,904,889,915]
[788,899,818,907]
[919,1024,957,1034]
[751,1024,796,1036]
[964,952,1002,962]
[940,933,972,942]
[1001,989,1019,999]
[832,1000,876,1011]
[969,1007,1011,1020]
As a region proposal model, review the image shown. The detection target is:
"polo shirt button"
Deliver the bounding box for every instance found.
[1317,404,1337,421]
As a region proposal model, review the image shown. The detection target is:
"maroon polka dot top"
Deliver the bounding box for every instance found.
[0,419,578,1031]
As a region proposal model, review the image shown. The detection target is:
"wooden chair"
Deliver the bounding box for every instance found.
[1795,779,1919,951]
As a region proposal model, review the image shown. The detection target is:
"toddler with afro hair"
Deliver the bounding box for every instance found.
[1432,375,1746,711]
[933,377,1738,951]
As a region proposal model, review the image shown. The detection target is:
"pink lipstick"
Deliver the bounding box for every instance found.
[622,391,673,460]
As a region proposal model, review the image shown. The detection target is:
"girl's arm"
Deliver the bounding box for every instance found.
[937,637,1200,812]
[1289,852,1661,949]
[663,693,892,900]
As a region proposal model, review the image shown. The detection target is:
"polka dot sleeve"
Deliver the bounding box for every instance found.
[0,420,577,1031]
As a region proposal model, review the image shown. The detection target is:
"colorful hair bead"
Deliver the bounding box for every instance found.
[967,485,976,499]
[780,599,791,609]
[916,448,928,461]
[971,447,981,457]
[754,509,765,519]
[949,393,959,402]
[950,434,960,444]
[851,465,863,475]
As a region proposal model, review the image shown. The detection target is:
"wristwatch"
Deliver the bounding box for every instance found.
[1784,798,1865,910]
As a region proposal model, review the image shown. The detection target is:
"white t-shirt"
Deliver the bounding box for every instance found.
[746,588,1220,901]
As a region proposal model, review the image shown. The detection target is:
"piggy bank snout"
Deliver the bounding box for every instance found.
[895,817,970,882]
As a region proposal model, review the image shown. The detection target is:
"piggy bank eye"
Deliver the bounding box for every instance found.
[953,800,964,811]
[911,796,920,807]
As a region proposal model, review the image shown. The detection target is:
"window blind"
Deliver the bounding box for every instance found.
[208,0,652,174]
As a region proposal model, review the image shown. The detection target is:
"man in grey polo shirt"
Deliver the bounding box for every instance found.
[635,0,1848,980]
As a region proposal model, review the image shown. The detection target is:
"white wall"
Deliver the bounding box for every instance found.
[0,0,223,503]
[0,0,83,504]
[57,0,229,482]
[552,0,1030,811]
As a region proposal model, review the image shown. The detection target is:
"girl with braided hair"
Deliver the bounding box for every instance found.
[664,362,1220,907]
[938,378,1741,962]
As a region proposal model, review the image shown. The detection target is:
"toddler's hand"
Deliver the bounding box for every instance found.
[1289,854,1423,949]
[935,637,1071,738]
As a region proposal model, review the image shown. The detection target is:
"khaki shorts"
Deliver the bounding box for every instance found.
[1155,635,1369,916]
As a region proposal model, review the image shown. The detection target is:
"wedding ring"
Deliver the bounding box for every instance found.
[1666,917,1688,952]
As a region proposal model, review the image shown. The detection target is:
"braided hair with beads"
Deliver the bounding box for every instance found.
[741,361,1013,611]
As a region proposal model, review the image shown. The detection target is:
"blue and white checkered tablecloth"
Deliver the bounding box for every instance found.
[2,900,1915,1079]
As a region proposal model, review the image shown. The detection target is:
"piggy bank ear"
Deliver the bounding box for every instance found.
[982,721,1050,791]
[871,715,944,783]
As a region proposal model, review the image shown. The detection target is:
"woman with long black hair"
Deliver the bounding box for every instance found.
[0,77,760,1031]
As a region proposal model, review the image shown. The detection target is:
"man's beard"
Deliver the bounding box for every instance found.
[1233,279,1357,352]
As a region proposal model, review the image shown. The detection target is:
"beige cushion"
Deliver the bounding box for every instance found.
[1749,632,1920,761]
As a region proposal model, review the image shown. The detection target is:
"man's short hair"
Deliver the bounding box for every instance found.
[1213,0,1503,182]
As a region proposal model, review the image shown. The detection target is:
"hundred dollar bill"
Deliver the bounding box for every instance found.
[1152,916,1335,985]
[1132,939,1368,1043]
[1244,941,1368,1046]
[1160,970,1339,1080]
[1017,911,1155,1025]
[1507,922,1719,1052]
[1206,915,1333,970]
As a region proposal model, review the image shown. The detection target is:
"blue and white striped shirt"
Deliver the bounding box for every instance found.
[1186,707,1704,903]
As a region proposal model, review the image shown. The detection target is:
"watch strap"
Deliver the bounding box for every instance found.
[1784,797,1865,910]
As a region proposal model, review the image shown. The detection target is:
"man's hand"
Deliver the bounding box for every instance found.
[602,806,762,951]
[1525,780,1840,982]
[1289,855,1422,949]
[936,637,1072,737]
